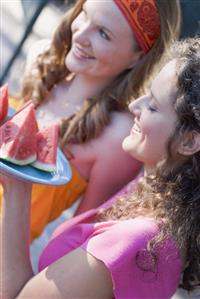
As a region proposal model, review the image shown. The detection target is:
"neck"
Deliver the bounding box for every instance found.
[144,164,156,177]
[68,74,113,103]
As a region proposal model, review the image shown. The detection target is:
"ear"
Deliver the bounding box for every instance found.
[177,131,200,156]
[128,50,144,70]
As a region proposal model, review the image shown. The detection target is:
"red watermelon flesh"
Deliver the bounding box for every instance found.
[0,83,8,124]
[0,104,38,165]
[32,124,58,172]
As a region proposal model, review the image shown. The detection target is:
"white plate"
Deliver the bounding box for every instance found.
[0,148,72,185]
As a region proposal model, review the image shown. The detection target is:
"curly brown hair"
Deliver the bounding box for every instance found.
[100,37,200,291]
[19,0,180,146]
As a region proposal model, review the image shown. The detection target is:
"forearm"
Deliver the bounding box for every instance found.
[0,182,34,299]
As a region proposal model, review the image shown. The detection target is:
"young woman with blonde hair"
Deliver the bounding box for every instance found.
[2,0,181,240]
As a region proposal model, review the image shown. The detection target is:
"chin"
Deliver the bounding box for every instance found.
[65,53,77,72]
[65,60,87,75]
[122,136,135,155]
[122,136,142,162]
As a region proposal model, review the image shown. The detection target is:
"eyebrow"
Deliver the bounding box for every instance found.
[82,3,115,38]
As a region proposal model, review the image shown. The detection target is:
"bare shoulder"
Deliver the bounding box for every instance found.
[93,111,133,155]
[105,111,133,139]
[69,111,133,160]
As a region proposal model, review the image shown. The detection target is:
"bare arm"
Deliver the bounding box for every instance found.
[16,248,113,299]
[0,175,33,299]
[0,175,113,299]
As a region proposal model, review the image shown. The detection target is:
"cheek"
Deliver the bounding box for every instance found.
[94,43,115,63]
[71,13,85,33]
[71,18,79,34]
[144,122,172,156]
[141,115,168,138]
[91,37,117,63]
[146,128,167,151]
[95,48,131,76]
[140,118,168,153]
[140,116,155,135]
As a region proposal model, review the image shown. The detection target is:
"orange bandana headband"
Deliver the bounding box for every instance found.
[114,0,160,53]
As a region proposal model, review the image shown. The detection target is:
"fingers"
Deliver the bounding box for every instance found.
[0,172,10,185]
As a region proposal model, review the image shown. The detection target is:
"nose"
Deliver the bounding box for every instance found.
[72,19,91,47]
[129,94,149,115]
[129,96,143,115]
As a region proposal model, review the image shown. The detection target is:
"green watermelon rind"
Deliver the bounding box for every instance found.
[0,148,36,165]
[31,160,56,172]
[31,124,58,172]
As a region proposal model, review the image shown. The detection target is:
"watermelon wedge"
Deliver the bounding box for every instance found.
[32,124,58,172]
[0,104,38,165]
[0,83,8,124]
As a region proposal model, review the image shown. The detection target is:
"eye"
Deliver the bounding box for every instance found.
[148,105,157,112]
[99,28,110,41]
[81,10,87,19]
[148,102,157,112]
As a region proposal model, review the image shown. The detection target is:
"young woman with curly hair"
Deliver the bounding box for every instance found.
[1,37,199,299]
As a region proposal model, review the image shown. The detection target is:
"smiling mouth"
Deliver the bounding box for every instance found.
[73,45,95,60]
[131,123,141,134]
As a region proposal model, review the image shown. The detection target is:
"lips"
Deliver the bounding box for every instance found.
[73,45,95,60]
[131,122,141,134]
